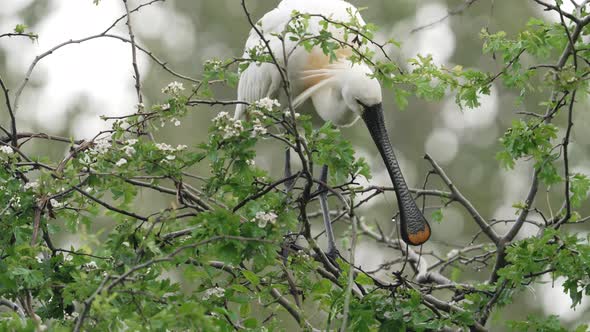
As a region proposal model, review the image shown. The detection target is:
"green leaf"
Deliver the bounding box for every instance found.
[241,270,260,286]
[355,273,374,286]
[431,209,444,223]
[243,317,258,328]
[14,24,27,33]
[570,173,590,208]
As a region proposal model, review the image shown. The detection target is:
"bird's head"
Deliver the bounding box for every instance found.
[339,63,382,115]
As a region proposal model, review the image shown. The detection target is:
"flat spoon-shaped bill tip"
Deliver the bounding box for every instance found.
[401,222,431,246]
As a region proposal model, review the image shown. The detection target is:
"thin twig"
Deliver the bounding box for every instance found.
[424,154,500,244]
[13,33,198,115]
[73,276,109,332]
[554,91,576,228]
[340,205,357,332]
[106,236,272,292]
[411,0,483,33]
[0,74,17,147]
[122,0,143,107]
[74,186,148,221]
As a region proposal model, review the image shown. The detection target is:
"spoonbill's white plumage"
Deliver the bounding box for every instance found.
[236,0,431,249]
[235,0,376,125]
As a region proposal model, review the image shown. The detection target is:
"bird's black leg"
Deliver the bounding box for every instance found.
[319,164,338,259]
[281,148,294,265]
[284,148,294,190]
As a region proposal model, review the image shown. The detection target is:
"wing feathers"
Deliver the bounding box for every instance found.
[235,63,281,119]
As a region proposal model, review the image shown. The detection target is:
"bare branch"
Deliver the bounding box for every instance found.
[122,0,144,107]
[13,33,198,115]
[0,32,37,40]
[340,205,357,332]
[411,0,483,33]
[102,0,165,35]
[106,236,273,292]
[73,186,149,221]
[532,0,580,23]
[0,74,17,147]
[0,298,26,321]
[73,276,109,332]
[554,91,576,228]
[424,154,500,244]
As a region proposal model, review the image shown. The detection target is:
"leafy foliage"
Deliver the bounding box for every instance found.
[499,229,590,307]
[508,315,588,332]
[1,1,590,331]
[496,120,561,184]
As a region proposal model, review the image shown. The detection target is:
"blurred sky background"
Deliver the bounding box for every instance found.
[1,0,589,329]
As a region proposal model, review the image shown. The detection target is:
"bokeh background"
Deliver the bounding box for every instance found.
[1,0,589,329]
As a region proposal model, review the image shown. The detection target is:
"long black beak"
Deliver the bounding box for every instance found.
[361,103,431,246]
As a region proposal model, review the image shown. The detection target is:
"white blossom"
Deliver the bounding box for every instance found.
[246,159,255,166]
[255,97,280,111]
[90,139,111,155]
[24,181,39,190]
[173,118,181,127]
[252,118,267,137]
[250,109,264,118]
[212,112,244,139]
[284,111,301,119]
[223,120,244,139]
[212,112,231,125]
[119,120,130,129]
[125,139,138,145]
[50,198,63,208]
[176,145,188,151]
[82,261,98,272]
[64,311,79,321]
[80,153,93,165]
[202,287,225,300]
[296,250,310,260]
[122,145,136,157]
[115,158,128,167]
[136,103,145,111]
[253,211,278,228]
[155,143,175,152]
[0,145,14,154]
[8,196,22,209]
[206,59,223,72]
[162,81,185,94]
[166,155,176,161]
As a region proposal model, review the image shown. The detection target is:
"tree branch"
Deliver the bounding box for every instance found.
[424,154,500,244]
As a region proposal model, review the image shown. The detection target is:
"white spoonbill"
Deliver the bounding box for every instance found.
[235,0,431,253]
